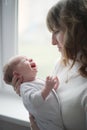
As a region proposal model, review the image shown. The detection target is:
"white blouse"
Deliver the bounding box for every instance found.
[53,60,87,130]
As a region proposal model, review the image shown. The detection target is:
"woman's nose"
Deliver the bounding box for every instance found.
[52,33,58,45]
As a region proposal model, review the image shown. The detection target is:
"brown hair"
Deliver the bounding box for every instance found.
[46,0,87,77]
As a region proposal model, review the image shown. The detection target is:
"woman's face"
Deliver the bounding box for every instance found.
[52,30,64,55]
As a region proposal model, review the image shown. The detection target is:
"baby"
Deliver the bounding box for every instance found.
[3,55,64,130]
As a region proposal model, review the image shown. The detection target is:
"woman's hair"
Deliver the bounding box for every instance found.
[47,0,87,77]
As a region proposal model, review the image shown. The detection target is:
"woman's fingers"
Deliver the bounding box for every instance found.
[11,74,23,95]
[11,75,18,87]
[29,114,40,130]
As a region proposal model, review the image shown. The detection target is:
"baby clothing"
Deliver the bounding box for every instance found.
[20,78,64,130]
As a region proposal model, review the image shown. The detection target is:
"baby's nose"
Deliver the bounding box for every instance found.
[29,59,33,62]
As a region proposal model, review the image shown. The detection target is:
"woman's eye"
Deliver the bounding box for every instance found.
[55,31,60,34]
[53,31,59,36]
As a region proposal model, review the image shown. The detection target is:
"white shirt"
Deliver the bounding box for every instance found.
[53,60,87,130]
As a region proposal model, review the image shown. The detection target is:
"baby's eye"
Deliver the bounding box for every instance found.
[29,59,33,62]
[22,59,28,64]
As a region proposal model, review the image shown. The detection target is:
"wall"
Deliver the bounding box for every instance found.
[0,116,31,130]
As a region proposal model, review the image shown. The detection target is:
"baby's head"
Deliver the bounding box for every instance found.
[3,55,37,85]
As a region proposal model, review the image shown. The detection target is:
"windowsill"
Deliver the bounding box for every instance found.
[0,87,30,127]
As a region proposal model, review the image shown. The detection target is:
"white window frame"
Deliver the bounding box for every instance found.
[0,1,29,124]
[0,0,60,125]
[0,0,18,90]
[0,0,2,88]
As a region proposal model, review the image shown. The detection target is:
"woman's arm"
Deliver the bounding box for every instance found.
[29,114,40,130]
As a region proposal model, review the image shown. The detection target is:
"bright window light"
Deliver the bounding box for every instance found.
[18,0,60,79]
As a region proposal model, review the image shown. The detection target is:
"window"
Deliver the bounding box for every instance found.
[18,0,60,79]
[1,0,18,90]
[0,0,61,123]
[0,0,61,91]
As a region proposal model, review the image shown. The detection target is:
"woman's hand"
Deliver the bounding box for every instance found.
[29,114,40,130]
[11,73,23,95]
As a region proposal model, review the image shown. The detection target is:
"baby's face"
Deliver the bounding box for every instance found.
[15,56,38,82]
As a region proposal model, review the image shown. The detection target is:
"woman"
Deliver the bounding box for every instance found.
[12,0,87,130]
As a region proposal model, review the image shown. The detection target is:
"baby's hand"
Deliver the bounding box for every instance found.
[42,76,59,100]
[46,76,59,91]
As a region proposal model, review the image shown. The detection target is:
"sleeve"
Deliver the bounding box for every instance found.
[20,83,45,108]
[81,88,87,111]
[81,87,87,128]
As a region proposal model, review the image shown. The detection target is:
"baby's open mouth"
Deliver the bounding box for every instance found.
[31,62,36,68]
[30,61,38,72]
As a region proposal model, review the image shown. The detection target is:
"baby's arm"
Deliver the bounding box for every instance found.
[41,76,59,100]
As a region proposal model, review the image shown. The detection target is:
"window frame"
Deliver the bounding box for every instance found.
[0,0,18,90]
[0,0,60,124]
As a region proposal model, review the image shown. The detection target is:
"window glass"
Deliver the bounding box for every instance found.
[18,0,60,79]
